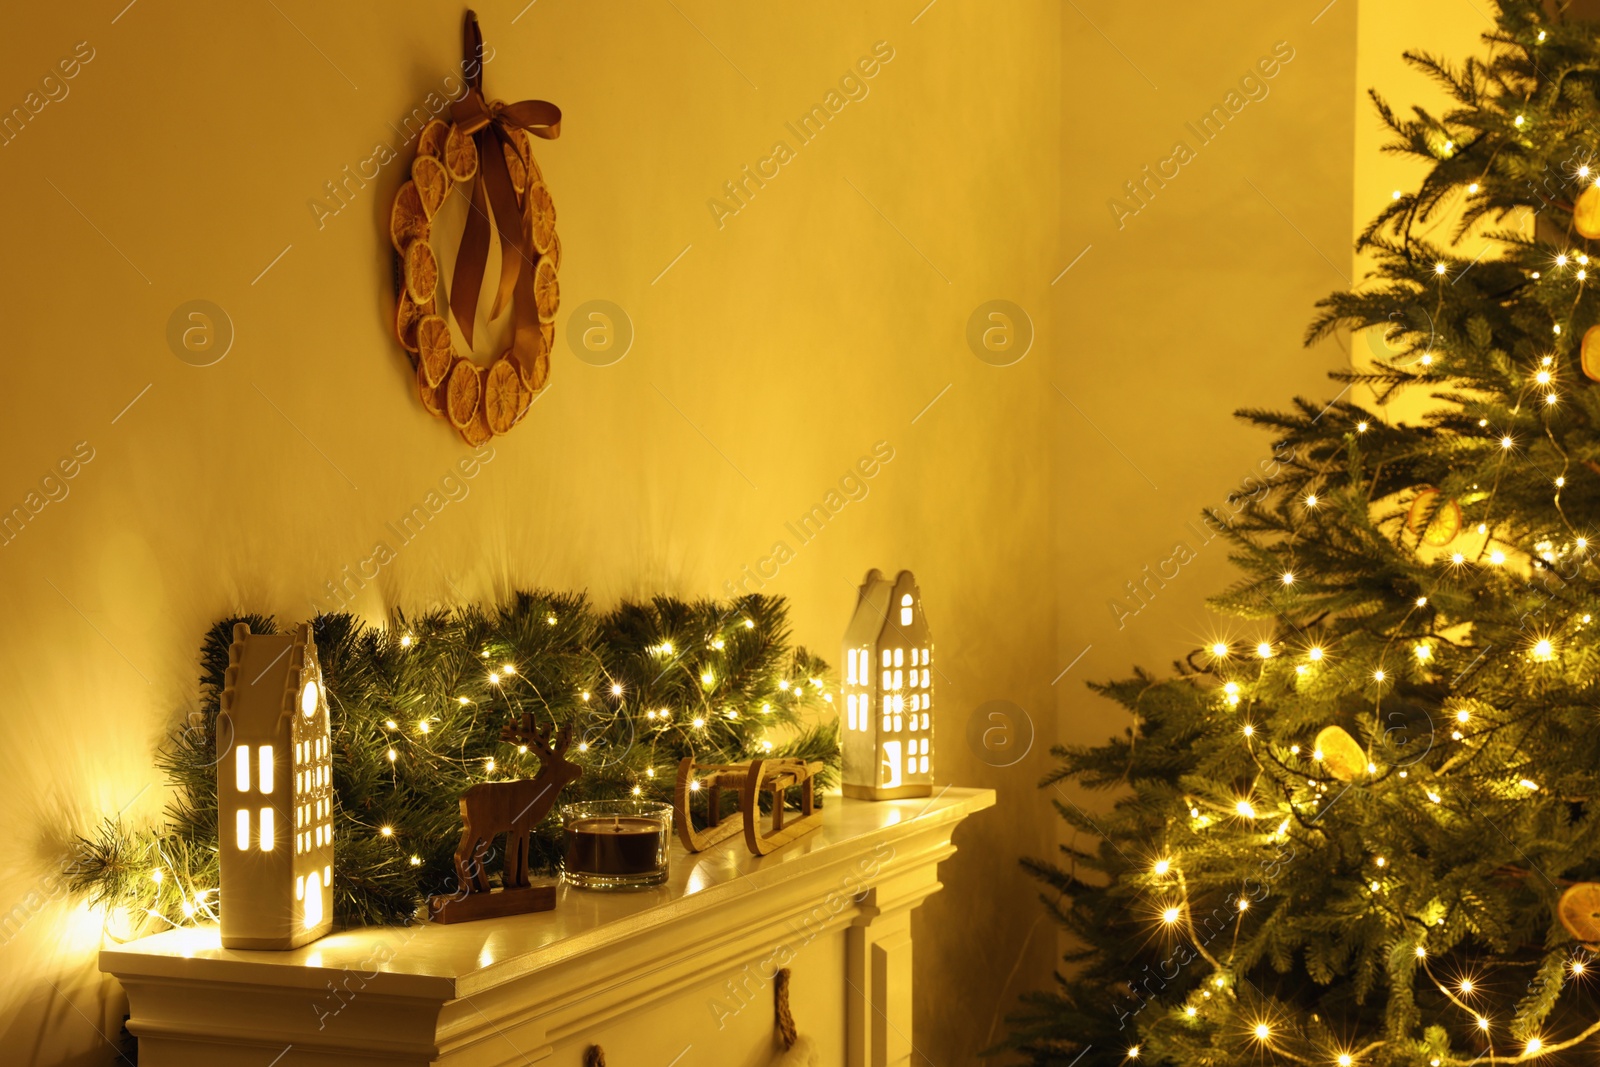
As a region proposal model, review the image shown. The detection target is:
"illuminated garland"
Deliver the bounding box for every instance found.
[72,591,837,933]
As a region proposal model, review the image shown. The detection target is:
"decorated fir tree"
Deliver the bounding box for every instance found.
[1012,4,1600,1064]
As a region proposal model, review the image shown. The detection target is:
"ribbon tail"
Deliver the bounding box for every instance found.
[511,231,542,381]
[480,128,527,322]
[450,175,492,349]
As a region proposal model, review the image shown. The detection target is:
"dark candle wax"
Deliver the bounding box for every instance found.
[564,816,665,875]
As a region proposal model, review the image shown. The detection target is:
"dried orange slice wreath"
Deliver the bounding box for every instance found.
[390,115,558,444]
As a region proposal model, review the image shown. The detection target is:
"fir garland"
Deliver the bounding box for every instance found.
[72,591,837,933]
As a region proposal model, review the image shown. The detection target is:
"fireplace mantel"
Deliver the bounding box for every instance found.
[101,787,994,1066]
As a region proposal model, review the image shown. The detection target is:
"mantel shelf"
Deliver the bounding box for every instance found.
[102,788,995,1066]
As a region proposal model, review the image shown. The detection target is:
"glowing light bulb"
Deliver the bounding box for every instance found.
[1356,421,1369,433]
[689,779,701,792]
[410,855,421,866]
[385,719,398,729]
[1537,370,1552,384]
[744,619,755,629]
[1242,724,1254,737]
[1211,642,1229,657]
[1451,553,1465,565]
[1224,681,1240,696]
[1548,392,1560,404]
[1558,253,1569,267]
[577,741,589,752]
[1515,114,1525,126]
[1490,550,1506,565]
[400,634,413,648]
[1375,857,1386,867]
[1373,669,1386,682]
[1414,644,1430,661]
[1237,897,1250,911]
[646,766,656,778]
[1305,494,1318,507]
[1313,749,1324,761]
[488,672,500,684]
[701,671,715,685]
[484,758,495,772]
[1306,647,1323,663]
[1185,1006,1197,1017]
[1539,29,1548,41]
[1391,190,1402,200]
[1435,262,1447,275]
[1557,476,1566,486]
[1339,1056,1353,1067]
[151,869,164,885]
[1256,642,1273,658]
[457,697,469,706]
[1153,859,1170,875]
[1460,978,1473,993]
[1254,1023,1271,1040]
[1235,799,1256,819]
[380,826,393,837]
[692,716,705,729]
[711,638,725,650]
[387,748,397,761]
[1469,182,1480,193]
[1414,945,1426,958]
[611,683,623,696]
[631,785,642,796]
[1127,1047,1140,1060]
[1502,436,1514,449]
[581,691,591,701]
[1579,539,1589,550]
[1520,778,1539,790]
[1534,639,1554,659]
[1574,961,1587,975]
[1526,1037,1542,1055]
[546,614,557,626]
[1427,790,1442,803]
[1477,1016,1489,1031]
[1290,745,1300,754]
[1281,572,1294,586]
[1416,596,1428,606]
[1162,907,1180,925]
[1456,709,1470,723]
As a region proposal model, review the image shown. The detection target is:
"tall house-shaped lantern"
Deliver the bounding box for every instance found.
[841,569,933,800]
[217,622,335,949]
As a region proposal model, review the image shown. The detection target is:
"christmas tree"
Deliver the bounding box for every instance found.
[1010,4,1600,1064]
[72,590,837,931]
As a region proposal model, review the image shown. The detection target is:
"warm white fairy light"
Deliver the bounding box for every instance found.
[702,671,716,685]
[1305,494,1318,507]
[546,614,557,626]
[456,697,469,706]
[387,748,397,762]
[1548,392,1560,404]
[1537,370,1552,384]
[1281,572,1295,586]
[380,826,393,837]
[1469,182,1480,193]
[1161,906,1181,925]
[1185,1005,1197,1017]
[1224,681,1240,697]
[1434,262,1447,275]
[1574,960,1587,975]
[1520,778,1539,790]
[1515,114,1525,126]
[1254,1022,1271,1041]
[1534,639,1555,660]
[1490,550,1506,565]
[1257,642,1273,658]
[1526,1037,1543,1055]
[151,869,164,884]
[1375,856,1386,867]
[410,855,422,866]
[385,719,398,729]
[399,634,413,648]
[1392,190,1402,200]
[692,716,706,729]
[1557,476,1566,486]
[1153,858,1171,876]
[1211,642,1229,657]
[1427,790,1442,803]
[1414,644,1431,661]
[1339,1055,1354,1067]
[1501,435,1514,449]
[1313,748,1325,761]
[418,721,431,734]
[610,683,623,696]
[1373,668,1386,682]
[1235,799,1256,819]
[1357,421,1369,433]
[1237,897,1250,911]
[484,758,495,772]
[1414,945,1426,958]
[488,672,500,684]
[1242,724,1254,737]
[1557,253,1569,268]
[1451,552,1466,565]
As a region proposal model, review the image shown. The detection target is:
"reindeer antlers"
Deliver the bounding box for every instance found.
[499,713,575,761]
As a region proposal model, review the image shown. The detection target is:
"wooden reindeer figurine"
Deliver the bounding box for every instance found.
[429,714,582,923]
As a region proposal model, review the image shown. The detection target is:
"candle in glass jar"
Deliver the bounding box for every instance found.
[565,816,664,875]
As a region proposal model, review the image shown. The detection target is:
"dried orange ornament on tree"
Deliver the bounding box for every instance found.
[387,10,561,445]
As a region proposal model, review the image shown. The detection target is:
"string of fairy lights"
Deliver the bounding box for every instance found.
[1115,52,1600,1057]
[111,601,835,937]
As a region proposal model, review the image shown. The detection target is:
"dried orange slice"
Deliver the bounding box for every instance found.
[502,142,527,196]
[526,343,550,391]
[1561,883,1600,942]
[540,319,554,358]
[412,155,451,219]
[547,229,561,272]
[417,118,449,162]
[1583,325,1600,381]
[1406,488,1462,547]
[390,182,429,253]
[443,124,478,183]
[419,360,448,418]
[511,368,534,425]
[405,240,439,306]
[525,180,556,254]
[1578,185,1600,240]
[416,315,454,388]
[445,359,482,430]
[1312,725,1367,782]
[513,325,547,389]
[483,357,521,434]
[395,293,424,352]
[533,256,559,323]
[458,395,494,446]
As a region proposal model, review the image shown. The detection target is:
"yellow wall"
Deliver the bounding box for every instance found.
[0,1,1059,1063]
[1051,0,1356,1006]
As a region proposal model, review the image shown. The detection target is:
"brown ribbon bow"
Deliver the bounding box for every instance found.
[448,10,561,351]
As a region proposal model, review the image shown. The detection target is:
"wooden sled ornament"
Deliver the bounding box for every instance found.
[673,757,826,857]
[743,758,825,857]
[429,714,581,923]
[674,758,753,853]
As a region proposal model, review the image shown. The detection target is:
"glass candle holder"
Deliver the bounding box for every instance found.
[561,799,672,890]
